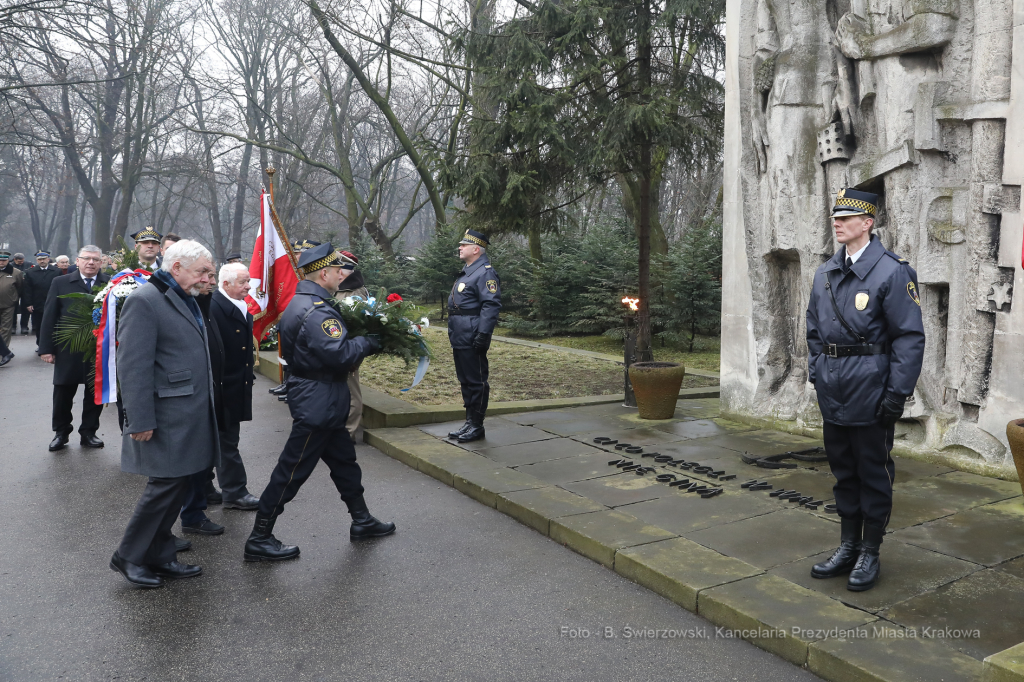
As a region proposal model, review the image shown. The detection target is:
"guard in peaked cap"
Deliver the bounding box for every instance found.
[458,229,489,247]
[831,188,878,218]
[130,227,162,243]
[292,239,322,252]
[244,241,392,563]
[447,228,501,443]
[35,251,50,258]
[804,186,924,593]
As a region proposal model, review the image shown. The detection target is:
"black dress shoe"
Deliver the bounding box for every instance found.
[223,493,260,511]
[0,351,13,367]
[447,420,472,439]
[206,487,223,505]
[110,551,164,588]
[278,395,288,402]
[49,433,70,452]
[181,518,225,535]
[456,424,485,443]
[173,535,192,552]
[269,382,288,395]
[244,514,300,561]
[80,434,104,448]
[350,510,397,541]
[811,518,862,579]
[148,560,202,579]
[848,524,884,591]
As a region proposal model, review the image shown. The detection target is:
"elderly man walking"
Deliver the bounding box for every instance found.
[110,240,219,588]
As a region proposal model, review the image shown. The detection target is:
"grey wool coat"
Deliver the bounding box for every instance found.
[116,276,221,478]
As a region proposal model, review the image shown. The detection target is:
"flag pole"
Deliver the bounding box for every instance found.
[266,165,288,385]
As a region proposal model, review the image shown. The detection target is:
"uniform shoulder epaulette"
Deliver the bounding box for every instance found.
[884,250,909,264]
[313,300,323,305]
[484,265,491,269]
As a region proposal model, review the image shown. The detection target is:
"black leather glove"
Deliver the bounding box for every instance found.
[876,393,906,427]
[471,332,491,352]
[365,334,382,353]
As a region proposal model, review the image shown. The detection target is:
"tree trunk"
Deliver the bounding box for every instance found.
[53,171,78,256]
[527,223,543,262]
[232,140,255,254]
[636,0,654,362]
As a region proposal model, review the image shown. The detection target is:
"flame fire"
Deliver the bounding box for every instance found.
[621,296,639,312]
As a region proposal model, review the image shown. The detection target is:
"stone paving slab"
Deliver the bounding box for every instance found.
[549,509,677,568]
[615,537,763,612]
[882,569,1024,661]
[365,397,1024,682]
[699,574,879,666]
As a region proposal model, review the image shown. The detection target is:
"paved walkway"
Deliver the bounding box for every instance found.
[0,334,814,681]
[367,397,1024,681]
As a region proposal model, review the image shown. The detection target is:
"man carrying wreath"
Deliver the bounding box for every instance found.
[244,243,394,563]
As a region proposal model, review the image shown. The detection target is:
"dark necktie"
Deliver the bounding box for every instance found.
[84,277,93,290]
[844,257,853,274]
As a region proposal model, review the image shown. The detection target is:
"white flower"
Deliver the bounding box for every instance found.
[379,315,388,324]
[419,316,430,328]
[342,296,356,307]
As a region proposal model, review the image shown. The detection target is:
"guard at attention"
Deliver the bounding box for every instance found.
[446,230,502,443]
[806,188,925,592]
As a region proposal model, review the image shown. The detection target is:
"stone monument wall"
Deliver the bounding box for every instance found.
[722,0,1024,477]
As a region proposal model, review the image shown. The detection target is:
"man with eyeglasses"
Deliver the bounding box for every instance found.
[38,246,110,452]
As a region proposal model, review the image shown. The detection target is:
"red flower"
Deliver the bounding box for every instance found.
[386,293,403,303]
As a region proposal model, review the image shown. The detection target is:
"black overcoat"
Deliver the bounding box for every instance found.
[210,290,254,425]
[38,271,109,386]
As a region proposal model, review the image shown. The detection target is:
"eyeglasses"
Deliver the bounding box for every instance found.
[78,256,103,263]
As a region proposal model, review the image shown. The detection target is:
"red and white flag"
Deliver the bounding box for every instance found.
[246,189,298,341]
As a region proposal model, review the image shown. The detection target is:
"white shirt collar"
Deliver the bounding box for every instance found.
[845,241,868,265]
[219,285,249,317]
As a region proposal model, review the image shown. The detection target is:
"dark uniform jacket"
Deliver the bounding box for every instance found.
[806,236,925,426]
[196,292,226,429]
[447,254,502,349]
[210,290,254,425]
[38,271,110,386]
[0,264,22,309]
[23,265,60,310]
[280,280,376,430]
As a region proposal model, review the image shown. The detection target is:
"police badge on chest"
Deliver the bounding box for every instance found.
[855,292,869,311]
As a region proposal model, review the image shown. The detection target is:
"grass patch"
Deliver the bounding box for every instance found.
[361,326,718,406]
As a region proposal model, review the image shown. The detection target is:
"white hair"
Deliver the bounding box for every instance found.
[219,262,249,284]
[56,255,69,263]
[160,239,212,272]
[79,244,102,256]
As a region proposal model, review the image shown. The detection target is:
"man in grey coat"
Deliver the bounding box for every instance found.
[110,240,220,588]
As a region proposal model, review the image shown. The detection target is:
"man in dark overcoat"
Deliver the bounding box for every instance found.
[110,239,219,588]
[38,246,109,452]
[23,252,60,344]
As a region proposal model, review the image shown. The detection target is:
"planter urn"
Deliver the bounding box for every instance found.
[628,361,686,420]
[1005,420,1024,494]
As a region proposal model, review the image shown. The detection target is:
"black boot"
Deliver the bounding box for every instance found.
[269,382,287,395]
[847,523,884,591]
[811,517,862,579]
[347,496,396,541]
[457,415,485,443]
[448,412,473,439]
[244,514,300,562]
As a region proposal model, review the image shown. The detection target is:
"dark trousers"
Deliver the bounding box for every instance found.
[216,422,250,501]
[30,309,43,342]
[823,421,896,529]
[180,468,213,526]
[117,476,191,565]
[18,307,29,332]
[452,347,489,422]
[257,423,364,519]
[52,383,103,436]
[0,331,9,357]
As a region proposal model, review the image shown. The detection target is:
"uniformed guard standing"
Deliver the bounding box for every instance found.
[244,242,394,562]
[446,230,502,443]
[130,227,162,272]
[806,189,925,592]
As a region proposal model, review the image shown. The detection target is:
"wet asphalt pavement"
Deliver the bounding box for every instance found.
[0,334,817,681]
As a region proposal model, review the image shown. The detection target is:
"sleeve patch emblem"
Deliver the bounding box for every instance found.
[486,279,497,293]
[907,282,921,306]
[322,319,343,338]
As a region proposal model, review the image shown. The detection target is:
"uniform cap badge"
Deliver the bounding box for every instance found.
[457,282,466,292]
[322,319,343,338]
[907,282,921,306]
[855,292,869,310]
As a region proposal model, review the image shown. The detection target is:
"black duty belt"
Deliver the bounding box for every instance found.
[291,368,348,383]
[824,343,885,358]
[448,307,481,316]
